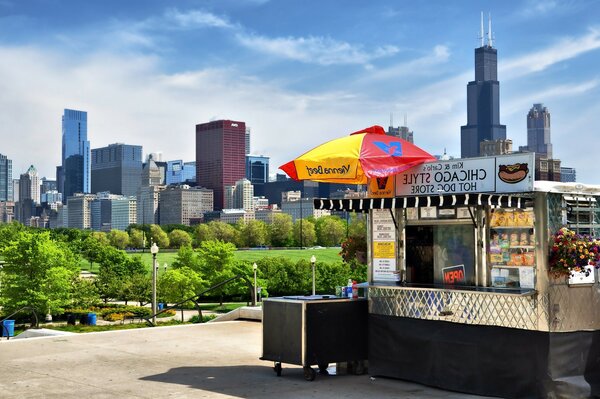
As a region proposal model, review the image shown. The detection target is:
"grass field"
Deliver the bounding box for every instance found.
[81,247,342,273]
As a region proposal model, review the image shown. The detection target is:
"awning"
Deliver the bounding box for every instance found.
[314,193,534,213]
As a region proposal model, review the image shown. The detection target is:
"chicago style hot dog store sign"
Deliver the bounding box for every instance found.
[395,153,534,196]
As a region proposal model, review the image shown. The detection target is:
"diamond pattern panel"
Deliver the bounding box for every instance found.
[369,287,539,330]
[547,283,600,332]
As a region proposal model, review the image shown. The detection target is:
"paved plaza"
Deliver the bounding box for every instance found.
[0,321,491,398]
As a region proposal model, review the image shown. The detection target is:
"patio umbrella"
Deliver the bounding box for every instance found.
[279,125,436,184]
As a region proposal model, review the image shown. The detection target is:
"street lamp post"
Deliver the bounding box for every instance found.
[311,255,316,296]
[150,242,159,325]
[253,262,258,306]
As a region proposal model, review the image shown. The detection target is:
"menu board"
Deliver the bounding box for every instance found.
[371,209,397,281]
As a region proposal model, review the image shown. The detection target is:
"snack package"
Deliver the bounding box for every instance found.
[509,253,524,266]
[519,232,529,246]
[515,211,528,227]
[490,253,504,264]
[522,253,535,266]
[509,233,519,247]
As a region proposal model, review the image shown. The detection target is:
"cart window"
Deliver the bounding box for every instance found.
[405,224,475,286]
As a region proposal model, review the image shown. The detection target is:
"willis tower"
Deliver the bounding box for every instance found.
[460,13,506,158]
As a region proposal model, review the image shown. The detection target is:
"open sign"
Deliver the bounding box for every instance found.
[442,264,466,285]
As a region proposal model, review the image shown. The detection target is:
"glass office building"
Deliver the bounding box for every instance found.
[59,109,90,202]
[91,143,142,197]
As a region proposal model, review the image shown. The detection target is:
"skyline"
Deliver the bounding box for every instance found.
[1,1,600,183]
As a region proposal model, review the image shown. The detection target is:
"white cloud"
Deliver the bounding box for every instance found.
[235,33,399,66]
[501,28,600,78]
[164,8,234,29]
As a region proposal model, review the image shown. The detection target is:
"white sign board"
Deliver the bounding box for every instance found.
[395,153,535,196]
[371,209,397,282]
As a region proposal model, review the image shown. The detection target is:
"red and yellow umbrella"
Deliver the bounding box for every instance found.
[279,125,435,184]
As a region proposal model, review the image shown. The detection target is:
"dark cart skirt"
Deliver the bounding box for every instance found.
[369,314,600,398]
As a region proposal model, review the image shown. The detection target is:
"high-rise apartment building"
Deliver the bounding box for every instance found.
[196,120,246,210]
[246,155,269,185]
[519,104,552,158]
[233,178,254,210]
[17,165,39,226]
[159,185,213,226]
[0,153,12,202]
[67,193,96,229]
[59,109,90,201]
[245,127,251,155]
[91,192,137,231]
[91,143,142,196]
[460,14,507,158]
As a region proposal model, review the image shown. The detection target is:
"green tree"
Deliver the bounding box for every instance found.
[293,219,316,247]
[128,228,145,249]
[197,240,236,305]
[149,224,169,248]
[168,229,192,248]
[269,213,293,247]
[193,224,214,247]
[107,230,130,250]
[315,216,346,247]
[0,231,80,318]
[171,244,201,273]
[0,221,25,248]
[71,277,101,309]
[208,221,238,244]
[237,219,269,248]
[158,266,205,320]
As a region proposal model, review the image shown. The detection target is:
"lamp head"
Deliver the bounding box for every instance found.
[311,255,316,264]
[150,242,159,255]
[253,262,257,271]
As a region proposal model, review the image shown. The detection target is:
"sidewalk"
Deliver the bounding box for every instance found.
[0,321,491,398]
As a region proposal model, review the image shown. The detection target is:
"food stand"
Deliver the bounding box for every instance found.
[316,153,600,398]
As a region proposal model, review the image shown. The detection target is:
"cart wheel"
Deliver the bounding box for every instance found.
[318,362,329,375]
[303,366,316,381]
[274,362,282,377]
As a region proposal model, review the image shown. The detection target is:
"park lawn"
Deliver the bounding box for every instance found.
[81,247,342,273]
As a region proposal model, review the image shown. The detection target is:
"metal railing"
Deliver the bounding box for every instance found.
[144,274,256,327]
[0,306,39,340]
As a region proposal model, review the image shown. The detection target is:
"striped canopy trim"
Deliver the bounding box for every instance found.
[314,193,534,213]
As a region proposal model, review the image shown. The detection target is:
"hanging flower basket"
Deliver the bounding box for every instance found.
[549,227,600,277]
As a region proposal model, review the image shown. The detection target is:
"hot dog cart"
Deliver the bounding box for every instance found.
[316,153,600,398]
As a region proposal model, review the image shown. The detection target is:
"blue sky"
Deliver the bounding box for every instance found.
[1,0,600,184]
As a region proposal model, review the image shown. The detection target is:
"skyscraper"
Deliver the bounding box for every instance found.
[59,109,90,202]
[460,14,506,158]
[520,104,552,158]
[91,143,142,196]
[196,120,246,210]
[246,155,270,185]
[18,165,40,225]
[0,153,12,202]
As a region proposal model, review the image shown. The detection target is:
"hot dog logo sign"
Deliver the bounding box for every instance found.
[395,153,534,196]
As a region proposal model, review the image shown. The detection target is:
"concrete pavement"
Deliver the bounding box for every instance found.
[0,321,491,398]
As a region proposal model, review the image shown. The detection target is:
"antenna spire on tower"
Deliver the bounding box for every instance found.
[480,12,484,47]
[390,112,393,128]
[404,113,407,127]
[488,12,493,47]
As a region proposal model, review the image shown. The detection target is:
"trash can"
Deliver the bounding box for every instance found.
[2,320,15,337]
[158,303,164,311]
[87,312,97,326]
[67,313,77,325]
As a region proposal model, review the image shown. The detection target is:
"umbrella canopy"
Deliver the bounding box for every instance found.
[279,125,436,184]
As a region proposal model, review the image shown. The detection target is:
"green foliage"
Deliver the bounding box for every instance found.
[237,219,269,248]
[128,228,145,249]
[293,219,316,247]
[207,221,238,244]
[315,215,346,247]
[149,224,170,248]
[71,278,101,309]
[269,213,293,247]
[158,266,205,306]
[171,245,201,273]
[197,240,237,304]
[0,221,25,249]
[188,314,217,323]
[0,230,80,316]
[193,224,214,246]
[107,230,130,250]
[168,229,192,249]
